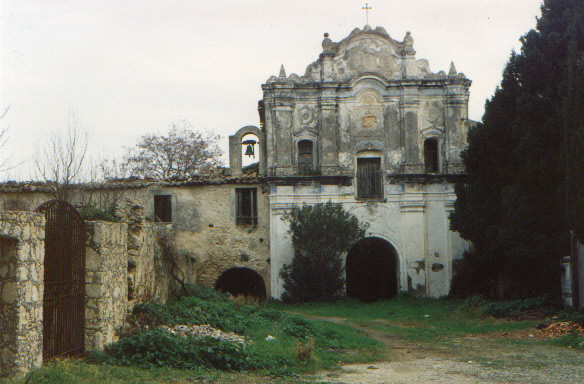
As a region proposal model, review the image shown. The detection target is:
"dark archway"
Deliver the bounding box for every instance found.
[214,267,267,300]
[346,237,398,302]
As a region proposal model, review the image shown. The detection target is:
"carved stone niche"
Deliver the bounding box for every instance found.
[353,90,384,134]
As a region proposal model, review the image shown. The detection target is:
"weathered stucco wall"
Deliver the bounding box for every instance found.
[269,182,469,299]
[0,211,44,378]
[142,183,271,296]
[85,220,128,351]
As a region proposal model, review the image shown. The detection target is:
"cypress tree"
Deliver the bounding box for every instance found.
[450,0,584,298]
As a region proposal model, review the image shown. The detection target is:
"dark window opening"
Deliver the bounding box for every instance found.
[357,157,383,198]
[154,195,172,222]
[424,138,439,173]
[236,188,257,225]
[298,140,313,175]
[215,267,267,300]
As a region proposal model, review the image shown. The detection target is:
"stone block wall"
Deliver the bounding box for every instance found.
[85,221,128,351]
[117,199,168,305]
[0,211,44,378]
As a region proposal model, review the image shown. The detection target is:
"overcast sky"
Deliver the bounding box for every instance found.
[1,0,544,180]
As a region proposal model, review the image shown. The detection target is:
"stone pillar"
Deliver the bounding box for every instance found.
[400,191,426,295]
[228,135,243,176]
[85,221,128,351]
[0,211,45,378]
[320,92,339,175]
[445,84,469,164]
[401,95,420,164]
[274,104,293,175]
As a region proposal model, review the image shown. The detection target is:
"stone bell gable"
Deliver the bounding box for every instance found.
[261,25,471,178]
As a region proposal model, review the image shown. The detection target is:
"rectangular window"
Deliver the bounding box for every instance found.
[297,140,313,175]
[357,158,383,198]
[236,188,258,225]
[154,195,172,223]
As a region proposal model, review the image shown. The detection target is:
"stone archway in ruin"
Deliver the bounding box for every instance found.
[214,267,267,301]
[346,237,399,302]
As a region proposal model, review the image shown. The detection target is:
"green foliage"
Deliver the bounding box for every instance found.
[79,203,119,222]
[450,0,584,298]
[97,329,256,370]
[482,296,556,318]
[97,285,380,375]
[279,202,368,302]
[132,296,254,334]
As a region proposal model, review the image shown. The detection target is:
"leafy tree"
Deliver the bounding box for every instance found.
[123,121,222,179]
[450,0,584,298]
[279,202,367,302]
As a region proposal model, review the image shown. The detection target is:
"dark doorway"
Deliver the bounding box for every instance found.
[215,267,267,300]
[346,237,398,302]
[36,200,86,360]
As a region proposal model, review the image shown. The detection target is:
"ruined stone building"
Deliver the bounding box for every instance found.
[0,24,474,378]
[229,25,471,299]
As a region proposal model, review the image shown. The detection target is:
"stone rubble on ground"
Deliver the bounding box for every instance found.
[160,324,247,345]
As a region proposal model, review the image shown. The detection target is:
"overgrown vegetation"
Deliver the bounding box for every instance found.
[279,202,367,302]
[450,0,584,298]
[79,203,120,222]
[87,285,381,376]
[8,293,584,383]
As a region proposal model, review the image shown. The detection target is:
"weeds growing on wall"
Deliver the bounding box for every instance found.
[79,203,120,222]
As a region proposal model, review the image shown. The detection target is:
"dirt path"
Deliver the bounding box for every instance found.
[294,313,584,384]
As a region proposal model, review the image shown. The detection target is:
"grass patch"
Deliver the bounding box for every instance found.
[270,294,538,345]
[548,331,584,350]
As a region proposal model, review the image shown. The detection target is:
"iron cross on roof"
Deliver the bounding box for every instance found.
[362,3,372,25]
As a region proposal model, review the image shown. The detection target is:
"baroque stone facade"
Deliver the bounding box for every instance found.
[254,25,471,298]
[0,211,44,378]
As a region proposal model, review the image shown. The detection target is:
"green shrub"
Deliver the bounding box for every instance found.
[279,202,367,302]
[282,316,317,339]
[101,329,258,370]
[482,296,556,318]
[79,203,119,222]
[132,296,253,333]
[182,284,229,302]
[257,308,284,321]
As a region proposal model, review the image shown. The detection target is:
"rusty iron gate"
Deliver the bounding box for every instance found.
[36,200,86,360]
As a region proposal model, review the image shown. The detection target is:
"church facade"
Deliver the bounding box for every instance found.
[231,25,471,299]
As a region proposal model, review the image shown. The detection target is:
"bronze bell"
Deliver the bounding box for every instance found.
[242,139,257,158]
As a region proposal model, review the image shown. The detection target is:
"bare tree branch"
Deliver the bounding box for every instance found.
[34,115,88,201]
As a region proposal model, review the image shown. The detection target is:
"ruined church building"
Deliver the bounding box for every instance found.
[228,25,471,299]
[1,25,472,306]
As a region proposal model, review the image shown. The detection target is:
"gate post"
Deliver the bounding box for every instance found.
[0,212,45,378]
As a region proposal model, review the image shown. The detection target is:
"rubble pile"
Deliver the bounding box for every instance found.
[160,324,247,345]
[535,321,584,338]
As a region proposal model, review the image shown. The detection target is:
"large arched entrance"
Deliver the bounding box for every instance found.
[346,237,398,302]
[214,267,267,300]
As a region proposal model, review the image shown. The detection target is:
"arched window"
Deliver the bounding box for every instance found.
[424,138,439,173]
[297,140,313,175]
